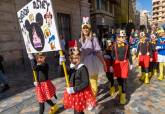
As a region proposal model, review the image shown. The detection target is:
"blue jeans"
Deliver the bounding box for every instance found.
[0,71,8,85]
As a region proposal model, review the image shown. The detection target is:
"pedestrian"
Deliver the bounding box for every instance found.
[136,32,153,84]
[156,27,165,81]
[28,53,58,114]
[103,39,115,96]
[59,34,66,53]
[63,45,96,114]
[112,29,133,104]
[79,17,106,96]
[0,55,10,93]
[111,28,116,42]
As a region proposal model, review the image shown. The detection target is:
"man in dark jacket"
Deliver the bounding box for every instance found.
[0,55,9,93]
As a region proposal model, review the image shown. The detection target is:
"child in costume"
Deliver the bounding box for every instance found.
[63,42,96,114]
[156,27,165,81]
[28,53,58,114]
[112,30,133,104]
[150,34,158,77]
[136,32,153,84]
[103,39,115,96]
[129,31,140,60]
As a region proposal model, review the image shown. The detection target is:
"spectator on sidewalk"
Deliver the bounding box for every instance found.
[0,55,10,93]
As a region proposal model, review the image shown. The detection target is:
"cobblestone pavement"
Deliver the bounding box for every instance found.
[0,61,165,114]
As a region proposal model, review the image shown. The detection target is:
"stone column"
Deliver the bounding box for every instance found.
[80,0,90,18]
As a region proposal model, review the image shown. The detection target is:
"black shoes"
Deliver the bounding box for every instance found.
[0,84,10,93]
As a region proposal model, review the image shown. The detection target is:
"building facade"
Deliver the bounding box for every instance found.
[89,0,136,36]
[114,0,136,28]
[152,0,165,26]
[135,10,140,29]
[0,0,90,68]
[140,10,151,32]
[89,0,116,34]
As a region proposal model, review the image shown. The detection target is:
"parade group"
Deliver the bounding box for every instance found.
[27,17,165,114]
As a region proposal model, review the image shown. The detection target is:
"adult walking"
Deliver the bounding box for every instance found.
[79,17,106,96]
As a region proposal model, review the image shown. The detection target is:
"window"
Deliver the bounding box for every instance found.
[96,0,100,10]
[109,2,113,13]
[101,0,108,11]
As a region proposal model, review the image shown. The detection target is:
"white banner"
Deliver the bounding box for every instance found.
[17,0,61,53]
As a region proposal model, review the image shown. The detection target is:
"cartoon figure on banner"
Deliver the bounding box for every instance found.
[43,24,51,38]
[48,35,56,50]
[24,13,45,51]
[44,10,52,27]
[29,13,34,23]
[22,25,31,52]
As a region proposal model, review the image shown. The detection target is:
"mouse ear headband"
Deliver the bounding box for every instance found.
[81,17,91,29]
[68,40,79,56]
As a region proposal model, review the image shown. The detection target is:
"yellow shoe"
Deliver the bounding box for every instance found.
[144,73,150,84]
[153,69,158,76]
[158,75,164,81]
[120,93,127,105]
[149,72,152,79]
[139,72,145,81]
[109,86,115,96]
[49,104,59,114]
[118,86,122,95]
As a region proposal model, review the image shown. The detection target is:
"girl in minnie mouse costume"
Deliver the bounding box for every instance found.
[28,53,58,114]
[112,30,133,105]
[63,41,96,114]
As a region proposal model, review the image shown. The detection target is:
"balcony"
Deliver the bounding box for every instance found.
[153,4,161,8]
[152,9,162,13]
[152,15,159,18]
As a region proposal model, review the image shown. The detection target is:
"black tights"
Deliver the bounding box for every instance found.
[39,95,57,114]
[117,78,127,93]
[149,62,159,72]
[74,110,84,114]
[141,67,149,73]
[106,72,114,86]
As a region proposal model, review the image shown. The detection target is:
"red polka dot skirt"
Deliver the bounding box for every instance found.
[63,86,96,112]
[35,80,56,103]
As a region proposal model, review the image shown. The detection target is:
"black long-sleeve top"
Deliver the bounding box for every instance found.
[69,64,89,93]
[150,42,157,52]
[31,59,49,82]
[112,43,133,65]
[136,42,153,57]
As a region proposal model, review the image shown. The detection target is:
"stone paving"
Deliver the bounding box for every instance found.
[0,60,165,114]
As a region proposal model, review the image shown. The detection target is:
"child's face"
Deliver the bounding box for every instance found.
[117,36,124,43]
[70,56,80,65]
[36,55,46,64]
